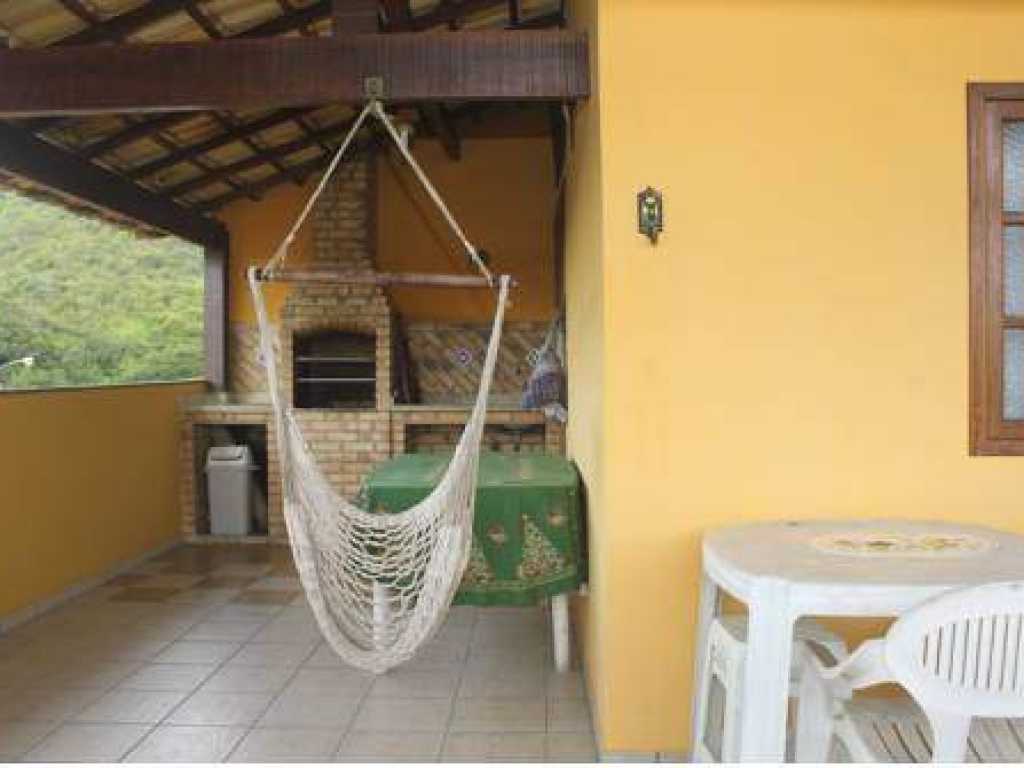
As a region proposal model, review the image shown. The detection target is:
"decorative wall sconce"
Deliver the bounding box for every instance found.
[637,186,663,244]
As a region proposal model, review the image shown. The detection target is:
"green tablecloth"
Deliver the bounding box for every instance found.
[364,452,584,606]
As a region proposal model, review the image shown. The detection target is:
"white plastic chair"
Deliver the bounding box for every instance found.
[694,615,847,762]
[795,581,1024,763]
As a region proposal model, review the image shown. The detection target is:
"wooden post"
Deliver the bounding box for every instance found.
[204,235,230,390]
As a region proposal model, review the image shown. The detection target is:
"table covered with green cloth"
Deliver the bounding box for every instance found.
[364,452,584,606]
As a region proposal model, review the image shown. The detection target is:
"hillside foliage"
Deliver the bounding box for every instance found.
[0,190,204,389]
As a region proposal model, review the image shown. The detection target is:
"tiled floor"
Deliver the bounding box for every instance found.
[0,544,596,762]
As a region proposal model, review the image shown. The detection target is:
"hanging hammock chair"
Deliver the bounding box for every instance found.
[249,100,511,674]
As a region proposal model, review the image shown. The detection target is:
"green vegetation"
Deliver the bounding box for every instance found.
[0,190,204,389]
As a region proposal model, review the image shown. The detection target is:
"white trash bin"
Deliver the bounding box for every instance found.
[205,445,256,536]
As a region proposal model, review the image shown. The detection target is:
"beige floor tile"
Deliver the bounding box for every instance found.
[233,589,301,605]
[229,727,341,762]
[165,589,238,607]
[199,664,296,694]
[450,698,547,732]
[36,660,143,691]
[124,724,247,762]
[138,574,206,591]
[548,698,592,732]
[443,731,547,761]
[249,617,322,644]
[167,691,276,726]
[110,587,181,603]
[211,563,274,579]
[547,670,586,699]
[248,576,301,591]
[352,697,453,732]
[337,729,444,762]
[0,720,58,759]
[0,687,105,722]
[258,687,362,728]
[445,606,480,628]
[184,620,264,642]
[369,668,460,699]
[154,640,241,665]
[546,732,598,762]
[207,603,285,622]
[287,667,375,696]
[408,638,469,668]
[302,642,348,668]
[227,640,316,667]
[72,689,189,724]
[83,637,174,663]
[458,668,546,699]
[119,663,217,692]
[24,723,151,761]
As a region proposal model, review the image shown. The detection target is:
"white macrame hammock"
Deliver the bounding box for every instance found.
[248,100,511,674]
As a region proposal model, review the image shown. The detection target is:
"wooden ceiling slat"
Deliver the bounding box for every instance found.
[195,138,375,211]
[81,112,197,158]
[143,121,261,201]
[58,0,194,46]
[211,112,305,185]
[163,113,360,196]
[237,0,330,36]
[127,107,313,179]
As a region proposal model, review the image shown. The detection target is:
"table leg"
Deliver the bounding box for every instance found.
[551,593,570,672]
[690,573,720,762]
[737,583,794,762]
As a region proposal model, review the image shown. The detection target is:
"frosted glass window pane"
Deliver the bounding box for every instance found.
[1004,330,1024,420]
[1006,123,1024,211]
[1005,228,1024,315]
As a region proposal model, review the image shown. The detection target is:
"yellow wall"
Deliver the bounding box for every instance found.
[223,135,556,326]
[570,0,1024,754]
[223,181,316,325]
[0,382,202,619]
[563,0,609,746]
[378,134,556,322]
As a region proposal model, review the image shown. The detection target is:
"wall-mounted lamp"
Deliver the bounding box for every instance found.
[637,187,663,244]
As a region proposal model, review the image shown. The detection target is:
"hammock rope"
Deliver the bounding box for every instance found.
[249,99,510,673]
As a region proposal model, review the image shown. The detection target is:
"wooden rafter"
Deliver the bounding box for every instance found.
[0,122,225,246]
[127,107,314,180]
[419,104,460,161]
[194,137,374,211]
[211,112,305,186]
[81,112,195,159]
[164,114,361,197]
[237,0,331,37]
[0,31,589,115]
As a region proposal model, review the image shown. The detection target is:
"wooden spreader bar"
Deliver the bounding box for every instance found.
[254,268,512,289]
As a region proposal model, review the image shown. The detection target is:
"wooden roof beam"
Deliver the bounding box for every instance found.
[0,32,589,115]
[334,0,379,34]
[0,123,226,247]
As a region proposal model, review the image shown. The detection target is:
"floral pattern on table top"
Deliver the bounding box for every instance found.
[810,531,994,558]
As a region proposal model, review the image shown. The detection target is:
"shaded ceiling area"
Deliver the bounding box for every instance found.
[0,0,567,237]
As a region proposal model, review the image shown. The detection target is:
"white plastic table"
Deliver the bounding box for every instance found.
[692,519,1024,762]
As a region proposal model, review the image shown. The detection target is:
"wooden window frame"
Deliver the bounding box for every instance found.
[969,84,1024,454]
